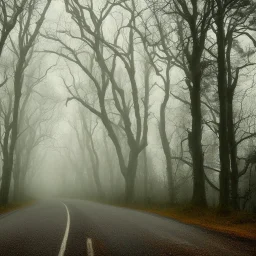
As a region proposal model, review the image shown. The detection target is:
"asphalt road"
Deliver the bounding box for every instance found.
[0,200,255,256]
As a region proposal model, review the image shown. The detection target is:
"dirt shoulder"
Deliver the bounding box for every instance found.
[0,201,35,215]
[122,204,256,241]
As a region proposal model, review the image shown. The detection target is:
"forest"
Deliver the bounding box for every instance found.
[0,0,256,214]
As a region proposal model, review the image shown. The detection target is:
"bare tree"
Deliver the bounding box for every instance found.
[139,0,213,206]
[133,8,175,204]
[0,0,52,205]
[211,0,256,210]
[13,69,55,201]
[43,0,150,203]
[0,0,27,57]
[70,108,105,199]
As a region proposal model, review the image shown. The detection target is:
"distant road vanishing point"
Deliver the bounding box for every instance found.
[0,200,255,256]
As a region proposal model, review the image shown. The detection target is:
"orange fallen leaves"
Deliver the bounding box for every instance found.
[0,201,35,215]
[135,205,256,241]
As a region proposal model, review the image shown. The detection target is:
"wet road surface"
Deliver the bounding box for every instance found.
[0,199,255,256]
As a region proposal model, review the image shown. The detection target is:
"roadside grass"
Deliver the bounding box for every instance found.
[0,201,35,215]
[119,204,256,241]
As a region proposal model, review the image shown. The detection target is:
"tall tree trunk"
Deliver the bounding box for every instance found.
[87,144,105,200]
[124,151,139,203]
[0,111,11,205]
[19,176,26,201]
[103,134,114,198]
[0,0,51,206]
[13,174,20,202]
[0,79,22,204]
[100,99,139,203]
[143,148,149,204]
[227,90,239,209]
[226,27,240,210]
[188,45,207,207]
[158,61,175,205]
[216,3,230,210]
[13,157,21,202]
[0,82,22,205]
[83,118,105,200]
[91,164,105,199]
[0,164,11,205]
[175,2,209,207]
[190,81,207,207]
[159,113,174,205]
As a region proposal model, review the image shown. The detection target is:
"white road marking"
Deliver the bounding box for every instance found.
[58,203,70,256]
[87,238,94,256]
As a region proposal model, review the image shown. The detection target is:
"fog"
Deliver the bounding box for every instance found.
[0,0,256,213]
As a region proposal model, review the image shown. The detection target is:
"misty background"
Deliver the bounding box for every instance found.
[0,0,256,212]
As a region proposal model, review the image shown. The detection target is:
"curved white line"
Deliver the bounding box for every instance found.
[58,203,70,256]
[87,238,94,256]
